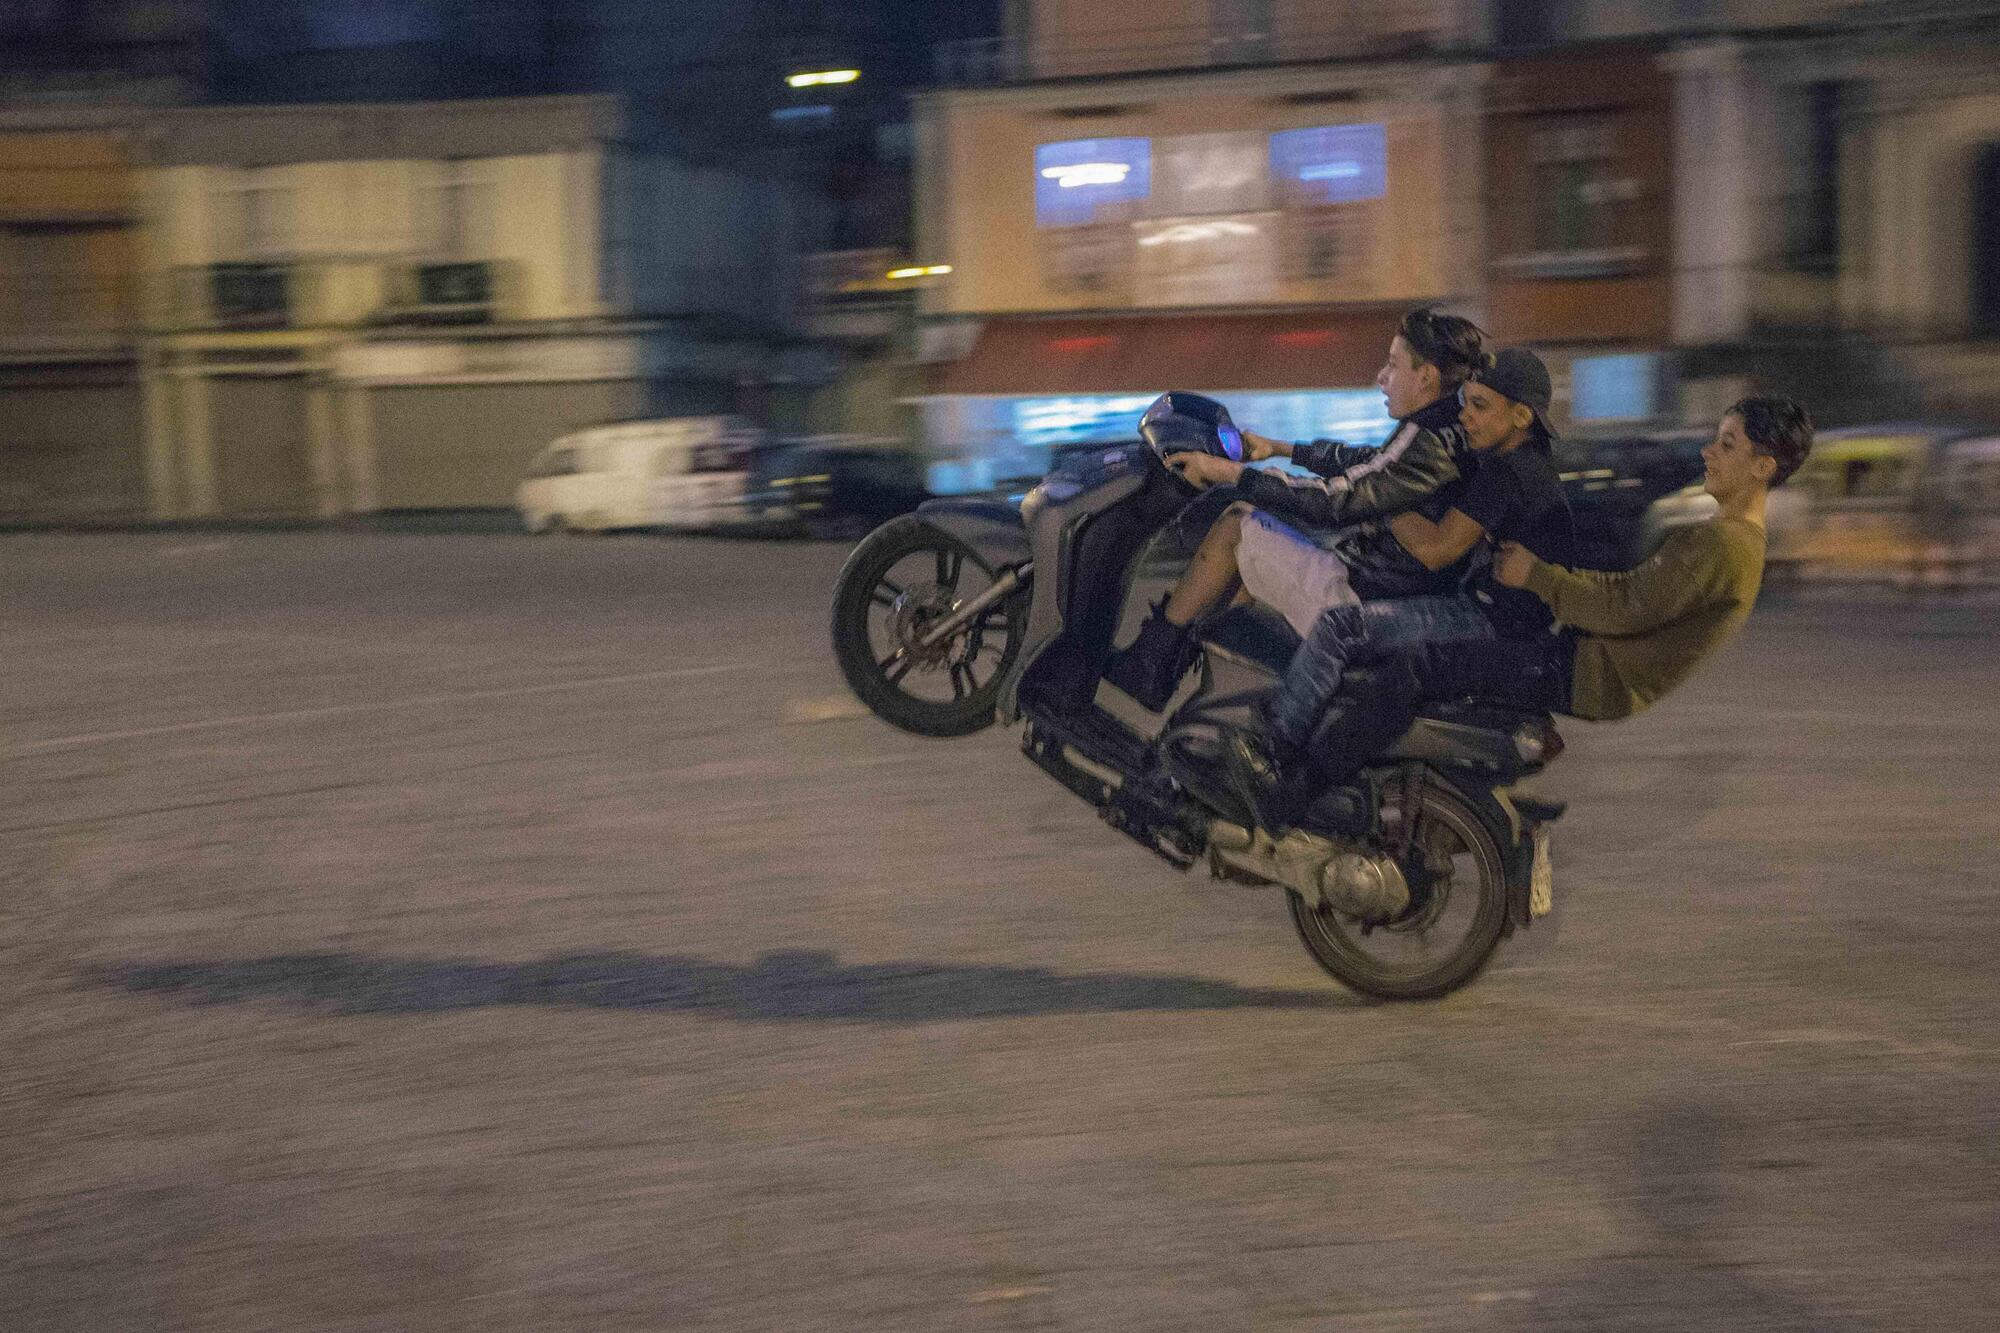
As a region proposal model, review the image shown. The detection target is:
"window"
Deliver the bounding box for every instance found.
[528,447,580,479]
[1522,114,1642,266]
[1531,116,1614,251]
[212,167,296,260]
[1034,138,1152,229]
[1780,82,1841,275]
[1571,353,1658,422]
[1156,131,1269,217]
[1211,0,1274,62]
[1270,124,1388,205]
[415,158,493,259]
[1271,124,1388,285]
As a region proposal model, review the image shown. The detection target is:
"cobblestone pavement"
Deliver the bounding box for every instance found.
[3,532,1997,1332]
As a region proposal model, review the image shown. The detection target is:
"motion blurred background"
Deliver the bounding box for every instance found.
[6,6,2000,1331]
[2,0,1999,580]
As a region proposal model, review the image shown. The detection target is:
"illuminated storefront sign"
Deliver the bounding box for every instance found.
[917,391,1396,494]
[1034,138,1153,228]
[1269,124,1388,204]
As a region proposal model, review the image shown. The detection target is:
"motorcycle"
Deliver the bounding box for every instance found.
[830,392,1565,1000]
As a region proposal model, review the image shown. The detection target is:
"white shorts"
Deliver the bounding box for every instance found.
[1237,510,1360,638]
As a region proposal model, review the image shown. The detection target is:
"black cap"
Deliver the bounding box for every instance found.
[1471,348,1558,440]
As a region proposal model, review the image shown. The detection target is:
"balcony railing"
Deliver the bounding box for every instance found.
[934,4,1464,84]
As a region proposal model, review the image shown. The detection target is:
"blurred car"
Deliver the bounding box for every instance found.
[1780,422,1982,572]
[516,417,758,533]
[742,436,929,539]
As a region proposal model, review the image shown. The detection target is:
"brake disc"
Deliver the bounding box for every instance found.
[888,583,976,670]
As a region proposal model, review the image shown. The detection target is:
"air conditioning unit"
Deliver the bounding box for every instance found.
[383,260,499,325]
[209,263,291,327]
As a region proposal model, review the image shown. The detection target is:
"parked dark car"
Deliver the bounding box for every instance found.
[743,437,930,539]
[1554,429,1712,569]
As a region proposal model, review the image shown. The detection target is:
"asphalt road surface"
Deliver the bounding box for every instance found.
[3,531,1997,1331]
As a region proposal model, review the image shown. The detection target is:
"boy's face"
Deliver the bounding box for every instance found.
[1458,381,1531,451]
[1377,336,1441,419]
[1701,412,1777,502]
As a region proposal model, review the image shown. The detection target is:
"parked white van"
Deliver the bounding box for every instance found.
[516,417,758,533]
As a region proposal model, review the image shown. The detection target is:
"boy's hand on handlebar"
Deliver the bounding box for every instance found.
[1165,452,1244,487]
[1493,541,1539,588]
[1239,430,1288,463]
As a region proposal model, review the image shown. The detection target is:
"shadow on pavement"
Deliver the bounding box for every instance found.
[87,948,1351,1021]
[1491,1100,1881,1332]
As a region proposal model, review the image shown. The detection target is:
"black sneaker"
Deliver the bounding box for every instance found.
[1222,729,1310,832]
[1102,600,1198,712]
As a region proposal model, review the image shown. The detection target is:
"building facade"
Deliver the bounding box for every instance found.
[0,107,152,523]
[917,0,2000,480]
[914,0,1486,488]
[138,95,811,518]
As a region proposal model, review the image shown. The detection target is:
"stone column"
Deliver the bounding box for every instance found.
[1666,40,1755,346]
[177,364,218,518]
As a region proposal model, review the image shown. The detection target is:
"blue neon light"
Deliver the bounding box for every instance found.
[1034,138,1153,229]
[1270,124,1388,205]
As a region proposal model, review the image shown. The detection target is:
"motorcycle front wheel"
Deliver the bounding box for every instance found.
[831,517,1027,737]
[1290,781,1509,1001]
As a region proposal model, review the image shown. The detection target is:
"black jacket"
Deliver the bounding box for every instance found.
[1234,395,1467,534]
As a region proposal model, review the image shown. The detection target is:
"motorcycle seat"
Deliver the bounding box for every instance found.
[1195,601,1299,675]
[1196,602,1563,751]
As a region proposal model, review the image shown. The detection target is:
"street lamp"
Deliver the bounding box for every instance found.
[786,68,860,88]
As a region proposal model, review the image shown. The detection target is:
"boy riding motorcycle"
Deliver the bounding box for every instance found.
[1231,347,1577,781]
[1223,395,1816,830]
[1103,307,1486,712]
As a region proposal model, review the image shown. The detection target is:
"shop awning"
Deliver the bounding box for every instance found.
[933,310,1402,396]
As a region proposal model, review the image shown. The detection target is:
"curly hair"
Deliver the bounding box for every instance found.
[1728,396,1814,487]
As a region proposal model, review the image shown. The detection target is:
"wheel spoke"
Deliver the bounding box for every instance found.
[950,663,975,699]
[883,656,913,686]
[870,580,904,608]
[935,547,962,587]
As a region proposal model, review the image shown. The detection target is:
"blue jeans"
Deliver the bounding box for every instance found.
[1265,595,1495,752]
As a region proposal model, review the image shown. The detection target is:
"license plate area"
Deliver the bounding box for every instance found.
[1529,825,1554,917]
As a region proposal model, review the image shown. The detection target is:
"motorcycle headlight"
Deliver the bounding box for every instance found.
[1512,724,1548,765]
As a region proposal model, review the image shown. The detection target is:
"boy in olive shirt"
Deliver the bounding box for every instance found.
[1226,396,1813,830]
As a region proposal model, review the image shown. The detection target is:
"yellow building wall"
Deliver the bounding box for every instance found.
[141,151,606,329]
[932,90,1451,315]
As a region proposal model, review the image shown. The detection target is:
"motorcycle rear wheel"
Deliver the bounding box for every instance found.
[831,517,1026,737]
[1289,781,1509,1001]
